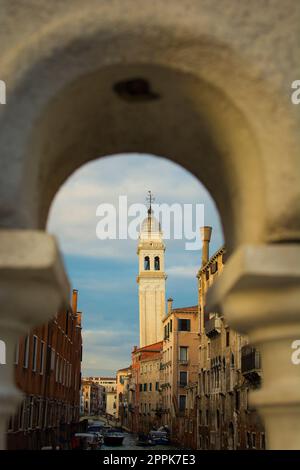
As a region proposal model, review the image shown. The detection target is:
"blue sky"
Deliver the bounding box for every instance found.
[47,154,223,376]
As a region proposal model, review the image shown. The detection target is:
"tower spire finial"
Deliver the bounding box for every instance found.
[146,190,155,215]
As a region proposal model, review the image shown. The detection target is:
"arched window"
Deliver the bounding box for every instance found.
[154,256,160,270]
[231,352,235,367]
[144,256,150,270]
[0,339,6,365]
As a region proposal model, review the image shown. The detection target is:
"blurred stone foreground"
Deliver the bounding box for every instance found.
[0,0,299,450]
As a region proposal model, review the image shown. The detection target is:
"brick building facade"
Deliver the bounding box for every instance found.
[7,289,82,450]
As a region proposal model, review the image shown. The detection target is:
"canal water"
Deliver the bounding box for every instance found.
[101,431,178,451]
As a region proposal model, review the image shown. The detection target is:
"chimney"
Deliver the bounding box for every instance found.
[72,289,78,313]
[200,226,212,266]
[167,298,173,314]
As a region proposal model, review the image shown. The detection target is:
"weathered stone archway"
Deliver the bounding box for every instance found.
[0,0,299,449]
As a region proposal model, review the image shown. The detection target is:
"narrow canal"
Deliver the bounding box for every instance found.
[100,431,179,451]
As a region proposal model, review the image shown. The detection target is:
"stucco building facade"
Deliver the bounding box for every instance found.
[80,379,104,416]
[161,302,199,437]
[85,376,117,417]
[196,228,265,450]
[116,367,131,422]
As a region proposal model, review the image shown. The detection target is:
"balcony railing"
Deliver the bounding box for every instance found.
[241,347,261,372]
[178,359,189,366]
[178,381,188,388]
[241,346,261,382]
[161,382,171,389]
[205,314,222,337]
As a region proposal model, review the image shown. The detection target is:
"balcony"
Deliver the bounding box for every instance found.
[241,346,261,384]
[178,359,189,366]
[205,314,222,337]
[178,381,188,388]
[161,382,171,389]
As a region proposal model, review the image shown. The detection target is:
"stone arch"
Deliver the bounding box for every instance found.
[2,3,299,253]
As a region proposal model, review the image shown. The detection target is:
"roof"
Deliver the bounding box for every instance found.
[133,341,163,354]
[140,211,161,234]
[164,305,198,320]
[171,305,198,313]
[117,366,131,373]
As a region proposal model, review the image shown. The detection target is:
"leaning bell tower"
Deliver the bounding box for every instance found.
[137,192,166,347]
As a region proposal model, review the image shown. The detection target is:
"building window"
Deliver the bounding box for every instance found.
[65,312,69,335]
[179,395,186,411]
[179,371,187,386]
[143,383,147,392]
[149,383,152,391]
[154,256,160,270]
[14,341,19,365]
[216,409,220,429]
[226,330,230,347]
[178,319,190,331]
[235,390,240,410]
[231,352,235,367]
[211,261,218,274]
[39,341,45,375]
[170,319,172,333]
[179,346,188,361]
[139,384,142,392]
[164,324,169,340]
[155,382,159,391]
[50,348,55,371]
[144,256,150,270]
[55,354,59,382]
[32,335,38,372]
[23,336,29,369]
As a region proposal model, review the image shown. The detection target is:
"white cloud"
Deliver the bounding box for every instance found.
[167,265,199,278]
[47,154,222,261]
[82,329,137,375]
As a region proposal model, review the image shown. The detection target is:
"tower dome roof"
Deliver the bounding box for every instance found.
[140,210,162,240]
[141,210,161,233]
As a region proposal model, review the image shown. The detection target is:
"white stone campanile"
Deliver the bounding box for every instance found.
[137,206,166,347]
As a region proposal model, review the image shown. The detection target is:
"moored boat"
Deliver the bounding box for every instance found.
[103,428,124,446]
[148,430,170,445]
[136,432,153,447]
